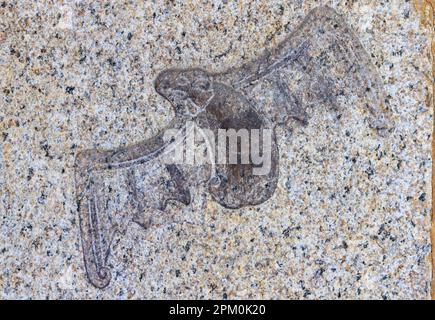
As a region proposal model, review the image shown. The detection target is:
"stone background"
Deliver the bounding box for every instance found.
[0,0,433,299]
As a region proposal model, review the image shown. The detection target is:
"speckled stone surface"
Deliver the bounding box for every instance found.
[0,0,433,299]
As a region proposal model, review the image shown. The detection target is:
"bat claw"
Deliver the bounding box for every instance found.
[87,266,111,289]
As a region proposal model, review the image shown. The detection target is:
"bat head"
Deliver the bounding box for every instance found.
[154,68,214,117]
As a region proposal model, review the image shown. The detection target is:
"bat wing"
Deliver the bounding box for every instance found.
[74,119,197,288]
[216,6,392,132]
[75,162,122,288]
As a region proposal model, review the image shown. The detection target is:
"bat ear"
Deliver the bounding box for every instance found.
[155,69,180,97]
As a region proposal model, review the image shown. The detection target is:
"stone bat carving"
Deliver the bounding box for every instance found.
[74,6,392,288]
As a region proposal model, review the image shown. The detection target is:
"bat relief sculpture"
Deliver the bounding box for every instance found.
[74,6,392,288]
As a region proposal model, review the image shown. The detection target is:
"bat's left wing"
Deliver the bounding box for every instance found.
[216,6,393,133]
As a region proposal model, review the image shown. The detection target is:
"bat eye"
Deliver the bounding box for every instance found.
[193,79,210,91]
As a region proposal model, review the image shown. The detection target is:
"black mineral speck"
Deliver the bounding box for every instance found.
[342,241,348,249]
[27,168,34,181]
[365,167,374,178]
[65,86,75,94]
[285,177,291,190]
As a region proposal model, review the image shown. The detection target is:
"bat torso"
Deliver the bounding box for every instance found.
[199,82,279,209]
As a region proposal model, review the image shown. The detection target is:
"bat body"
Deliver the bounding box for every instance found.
[74,6,393,288]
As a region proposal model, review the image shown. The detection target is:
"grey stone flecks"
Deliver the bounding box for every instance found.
[0,0,432,299]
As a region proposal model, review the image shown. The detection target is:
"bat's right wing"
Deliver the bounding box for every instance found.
[74,118,202,288]
[75,153,125,288]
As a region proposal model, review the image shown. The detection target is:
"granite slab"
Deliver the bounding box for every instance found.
[0,0,433,299]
